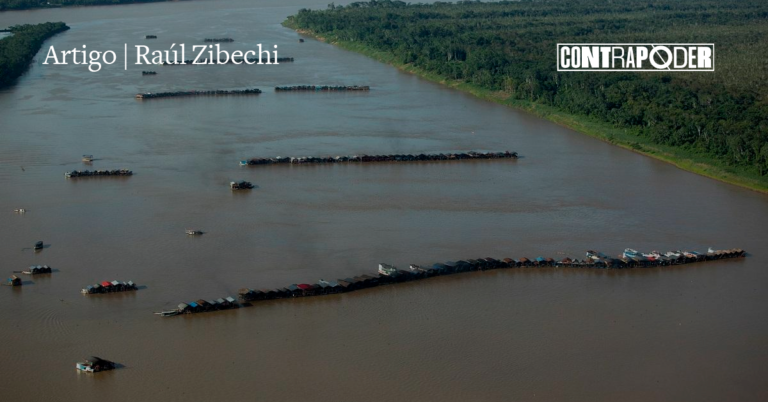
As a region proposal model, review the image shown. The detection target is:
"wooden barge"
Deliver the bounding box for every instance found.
[65,169,132,178]
[160,248,745,316]
[275,85,369,92]
[241,151,518,167]
[81,280,138,295]
[135,89,261,99]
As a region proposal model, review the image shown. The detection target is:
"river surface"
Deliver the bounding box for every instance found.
[0,1,767,401]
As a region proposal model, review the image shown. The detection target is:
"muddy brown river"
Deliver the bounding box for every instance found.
[0,1,767,401]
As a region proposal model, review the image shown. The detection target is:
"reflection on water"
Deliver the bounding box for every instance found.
[0,1,767,401]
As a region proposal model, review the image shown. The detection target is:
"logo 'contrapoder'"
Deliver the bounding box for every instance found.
[557,44,714,72]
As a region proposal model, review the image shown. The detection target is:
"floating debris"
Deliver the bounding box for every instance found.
[135,89,261,99]
[299,38,305,43]
[230,180,254,190]
[81,280,138,295]
[275,85,369,92]
[241,151,518,167]
[76,357,116,373]
[204,38,234,42]
[65,169,132,178]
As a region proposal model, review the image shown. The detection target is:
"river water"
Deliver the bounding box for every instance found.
[0,1,766,401]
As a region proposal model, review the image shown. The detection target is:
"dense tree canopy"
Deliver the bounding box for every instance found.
[0,22,69,88]
[0,0,163,11]
[287,0,768,177]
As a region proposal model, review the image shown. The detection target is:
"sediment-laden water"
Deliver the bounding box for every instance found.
[0,1,767,401]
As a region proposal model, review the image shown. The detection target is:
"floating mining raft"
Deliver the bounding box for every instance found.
[230,180,254,190]
[172,297,240,315]
[22,265,52,275]
[135,89,261,99]
[81,280,138,295]
[275,85,369,92]
[158,248,745,316]
[241,151,518,166]
[65,169,132,178]
[6,275,22,287]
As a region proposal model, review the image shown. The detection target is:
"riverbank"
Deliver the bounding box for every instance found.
[0,0,164,12]
[285,25,768,194]
[0,22,69,89]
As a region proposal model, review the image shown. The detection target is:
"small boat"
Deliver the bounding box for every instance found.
[378,263,398,276]
[82,155,94,162]
[642,251,662,259]
[239,160,248,166]
[76,357,116,373]
[664,250,682,258]
[154,310,180,317]
[34,241,43,250]
[586,250,609,260]
[623,248,640,258]
[14,208,26,213]
[682,250,701,258]
[185,229,203,235]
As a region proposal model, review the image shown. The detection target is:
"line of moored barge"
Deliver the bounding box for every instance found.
[275,85,369,92]
[159,248,745,317]
[135,89,261,99]
[81,280,138,294]
[65,169,133,178]
[241,151,518,166]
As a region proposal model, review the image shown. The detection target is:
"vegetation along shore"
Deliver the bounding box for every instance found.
[0,22,69,89]
[284,0,768,193]
[0,0,164,11]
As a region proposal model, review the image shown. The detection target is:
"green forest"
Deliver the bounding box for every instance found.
[286,0,768,190]
[0,22,69,88]
[0,0,163,11]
